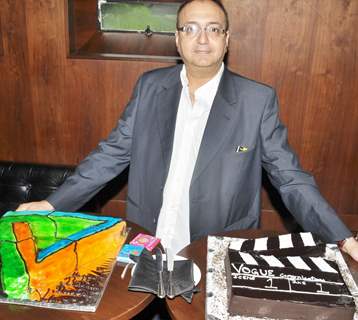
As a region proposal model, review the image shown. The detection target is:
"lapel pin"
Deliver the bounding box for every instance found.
[235,145,248,153]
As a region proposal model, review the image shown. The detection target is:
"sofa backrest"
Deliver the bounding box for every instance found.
[0,161,75,215]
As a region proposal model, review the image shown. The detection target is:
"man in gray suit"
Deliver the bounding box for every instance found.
[18,0,358,259]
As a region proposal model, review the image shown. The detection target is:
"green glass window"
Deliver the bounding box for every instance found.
[98,1,181,35]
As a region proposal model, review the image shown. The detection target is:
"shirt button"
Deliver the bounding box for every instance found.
[153,218,156,224]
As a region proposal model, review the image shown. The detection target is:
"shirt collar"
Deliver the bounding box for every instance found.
[180,63,225,102]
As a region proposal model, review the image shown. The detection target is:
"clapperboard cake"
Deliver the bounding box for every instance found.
[225,232,356,319]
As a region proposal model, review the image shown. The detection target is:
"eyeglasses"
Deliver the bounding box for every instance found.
[177,23,227,39]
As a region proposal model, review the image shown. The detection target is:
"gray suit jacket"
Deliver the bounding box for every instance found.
[48,65,351,242]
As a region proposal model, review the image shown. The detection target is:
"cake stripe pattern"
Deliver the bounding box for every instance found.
[253,237,268,251]
[260,255,285,267]
[310,257,339,274]
[230,232,321,253]
[300,232,316,246]
[279,233,294,249]
[286,256,311,270]
[229,251,339,273]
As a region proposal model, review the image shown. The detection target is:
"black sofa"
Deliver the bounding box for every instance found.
[0,161,99,215]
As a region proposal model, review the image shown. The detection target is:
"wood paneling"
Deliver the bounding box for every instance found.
[0,15,3,56]
[0,1,36,160]
[224,0,358,230]
[0,0,357,231]
[0,0,174,165]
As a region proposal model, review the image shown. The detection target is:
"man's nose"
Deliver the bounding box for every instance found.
[197,28,209,44]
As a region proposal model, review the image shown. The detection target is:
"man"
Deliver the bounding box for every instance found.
[18,0,358,260]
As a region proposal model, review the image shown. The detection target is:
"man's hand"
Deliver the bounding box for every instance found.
[16,200,54,212]
[341,236,358,262]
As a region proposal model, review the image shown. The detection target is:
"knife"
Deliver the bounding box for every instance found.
[155,248,165,298]
[166,247,175,299]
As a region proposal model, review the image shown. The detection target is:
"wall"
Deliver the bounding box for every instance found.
[0,0,357,231]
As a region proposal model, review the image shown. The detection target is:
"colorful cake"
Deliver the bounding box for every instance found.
[0,211,127,311]
[225,233,356,319]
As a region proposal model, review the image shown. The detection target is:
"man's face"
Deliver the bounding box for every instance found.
[175,0,229,71]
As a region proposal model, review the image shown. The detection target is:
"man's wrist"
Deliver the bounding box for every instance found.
[337,238,347,249]
[338,234,358,252]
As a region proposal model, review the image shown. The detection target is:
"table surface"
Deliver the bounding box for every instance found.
[165,229,358,320]
[0,221,155,320]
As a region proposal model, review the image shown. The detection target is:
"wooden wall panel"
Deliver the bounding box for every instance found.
[0,0,36,160]
[224,0,358,230]
[0,0,173,165]
[0,15,3,56]
[0,0,357,231]
[25,1,68,162]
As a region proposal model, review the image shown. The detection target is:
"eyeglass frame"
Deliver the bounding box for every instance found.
[177,22,228,39]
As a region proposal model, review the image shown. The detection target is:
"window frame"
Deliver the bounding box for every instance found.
[67,0,182,62]
[98,0,179,34]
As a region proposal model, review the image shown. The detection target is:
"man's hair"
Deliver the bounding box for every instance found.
[176,0,229,30]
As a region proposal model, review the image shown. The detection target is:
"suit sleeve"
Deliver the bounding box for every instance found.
[46,76,143,211]
[260,90,351,242]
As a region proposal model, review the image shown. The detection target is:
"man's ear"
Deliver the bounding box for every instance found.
[175,30,179,48]
[225,31,230,52]
[175,31,181,55]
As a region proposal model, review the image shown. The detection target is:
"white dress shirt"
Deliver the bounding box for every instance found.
[155,63,224,255]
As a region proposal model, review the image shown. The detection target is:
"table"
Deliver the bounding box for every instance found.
[0,221,155,320]
[165,229,358,320]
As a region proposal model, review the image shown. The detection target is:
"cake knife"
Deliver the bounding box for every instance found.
[156,248,165,298]
[166,247,175,299]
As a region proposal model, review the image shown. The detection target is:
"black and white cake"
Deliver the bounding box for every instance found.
[225,232,356,319]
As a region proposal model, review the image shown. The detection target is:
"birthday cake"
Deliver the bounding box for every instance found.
[225,233,356,319]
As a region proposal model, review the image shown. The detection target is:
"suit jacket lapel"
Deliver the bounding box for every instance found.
[191,68,238,183]
[155,66,182,183]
